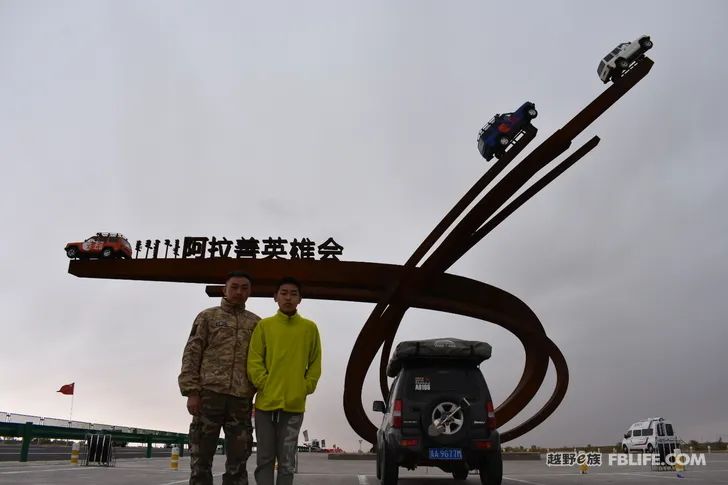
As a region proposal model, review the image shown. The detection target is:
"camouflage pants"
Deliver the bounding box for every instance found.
[189,390,254,485]
[254,410,303,485]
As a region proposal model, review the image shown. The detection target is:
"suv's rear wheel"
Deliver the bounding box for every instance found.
[379,445,398,485]
[479,448,503,485]
[527,108,538,118]
[640,38,653,49]
[101,248,114,258]
[616,58,629,69]
[452,468,468,480]
[646,444,654,454]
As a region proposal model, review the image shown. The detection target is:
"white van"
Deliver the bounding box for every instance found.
[621,417,678,453]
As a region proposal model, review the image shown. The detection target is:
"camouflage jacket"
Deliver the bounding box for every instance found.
[178,299,260,398]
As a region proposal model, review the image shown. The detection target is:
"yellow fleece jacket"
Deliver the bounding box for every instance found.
[247,310,322,412]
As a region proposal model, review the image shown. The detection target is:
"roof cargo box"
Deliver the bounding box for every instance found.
[386,338,492,377]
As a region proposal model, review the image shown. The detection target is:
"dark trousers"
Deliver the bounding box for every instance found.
[254,409,303,485]
[189,390,254,485]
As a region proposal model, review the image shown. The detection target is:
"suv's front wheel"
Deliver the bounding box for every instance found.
[479,448,503,485]
[379,445,399,485]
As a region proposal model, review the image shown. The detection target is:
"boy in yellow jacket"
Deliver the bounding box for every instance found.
[247,277,322,485]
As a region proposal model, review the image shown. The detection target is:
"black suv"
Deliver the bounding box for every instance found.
[373,338,502,485]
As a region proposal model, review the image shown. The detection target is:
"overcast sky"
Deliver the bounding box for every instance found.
[2,0,728,452]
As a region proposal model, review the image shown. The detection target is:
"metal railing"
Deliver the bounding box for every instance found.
[2,411,181,437]
[0,411,199,462]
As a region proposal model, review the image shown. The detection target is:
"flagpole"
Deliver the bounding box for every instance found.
[70,393,74,424]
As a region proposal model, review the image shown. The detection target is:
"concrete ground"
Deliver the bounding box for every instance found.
[0,452,727,485]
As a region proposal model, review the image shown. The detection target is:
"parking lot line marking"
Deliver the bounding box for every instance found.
[676,468,728,473]
[504,477,548,485]
[357,474,368,485]
[616,472,682,480]
[0,467,97,475]
[158,473,222,485]
[296,472,375,477]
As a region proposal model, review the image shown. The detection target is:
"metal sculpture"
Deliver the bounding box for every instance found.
[69,58,653,446]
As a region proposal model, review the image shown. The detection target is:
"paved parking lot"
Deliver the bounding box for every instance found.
[0,452,727,484]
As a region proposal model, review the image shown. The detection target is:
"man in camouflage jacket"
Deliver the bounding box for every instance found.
[179,271,260,485]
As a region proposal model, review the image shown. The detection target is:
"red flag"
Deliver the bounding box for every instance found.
[57,383,74,395]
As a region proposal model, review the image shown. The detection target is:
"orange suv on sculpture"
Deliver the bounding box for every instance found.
[65,232,133,259]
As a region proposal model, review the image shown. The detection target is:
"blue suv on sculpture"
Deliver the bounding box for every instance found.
[477,102,537,161]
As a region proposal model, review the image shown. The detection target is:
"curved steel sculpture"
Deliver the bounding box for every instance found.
[69,58,653,446]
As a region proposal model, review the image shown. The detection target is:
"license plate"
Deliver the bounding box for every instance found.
[428,448,463,460]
